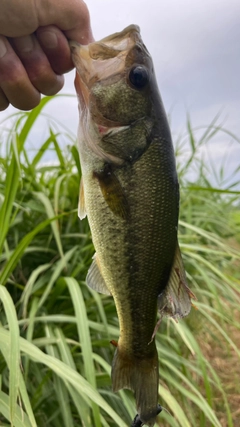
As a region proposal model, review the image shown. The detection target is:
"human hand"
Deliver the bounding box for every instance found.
[0,0,93,111]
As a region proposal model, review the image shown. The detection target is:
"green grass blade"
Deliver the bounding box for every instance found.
[37,247,77,310]
[161,360,222,427]
[0,137,20,254]
[0,287,20,424]
[158,384,191,427]
[20,264,52,318]
[0,328,128,427]
[54,327,92,426]
[33,192,64,261]
[0,390,32,427]
[31,133,60,168]
[18,96,56,148]
[64,277,102,427]
[0,214,65,286]
[44,325,75,427]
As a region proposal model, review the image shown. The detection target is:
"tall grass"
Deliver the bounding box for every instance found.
[0,97,239,426]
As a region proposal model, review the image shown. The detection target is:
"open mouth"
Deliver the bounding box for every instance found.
[69,25,142,89]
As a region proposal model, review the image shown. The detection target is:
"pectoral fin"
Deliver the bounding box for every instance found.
[78,177,87,220]
[93,165,130,220]
[158,242,196,320]
[86,253,111,295]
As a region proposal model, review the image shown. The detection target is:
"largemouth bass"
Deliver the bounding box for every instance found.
[71,25,194,427]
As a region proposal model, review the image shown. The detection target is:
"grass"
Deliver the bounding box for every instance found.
[0,96,239,426]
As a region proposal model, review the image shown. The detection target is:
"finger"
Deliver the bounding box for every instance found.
[36,25,73,74]
[0,87,9,111]
[0,35,40,110]
[0,0,94,43]
[11,34,64,96]
[0,0,38,37]
[37,0,94,44]
[63,1,94,44]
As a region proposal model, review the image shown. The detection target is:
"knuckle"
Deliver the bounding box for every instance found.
[0,58,26,86]
[0,97,9,111]
[42,76,64,96]
[2,80,40,110]
[25,96,41,110]
[30,70,64,96]
[12,95,41,111]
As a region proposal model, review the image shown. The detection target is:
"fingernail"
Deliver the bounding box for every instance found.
[38,31,58,49]
[0,38,7,58]
[16,36,34,53]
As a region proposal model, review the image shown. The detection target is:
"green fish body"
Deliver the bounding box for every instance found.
[71,25,194,426]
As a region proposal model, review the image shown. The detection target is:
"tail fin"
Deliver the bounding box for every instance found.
[112,346,159,426]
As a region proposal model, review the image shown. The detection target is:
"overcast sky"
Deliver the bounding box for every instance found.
[1,0,239,187]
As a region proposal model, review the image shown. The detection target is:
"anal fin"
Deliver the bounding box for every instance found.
[158,242,196,320]
[86,254,111,295]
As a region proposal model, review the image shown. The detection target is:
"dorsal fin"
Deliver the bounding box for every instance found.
[86,254,111,295]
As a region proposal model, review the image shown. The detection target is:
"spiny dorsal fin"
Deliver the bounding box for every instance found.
[78,177,87,220]
[158,242,196,320]
[86,253,111,295]
[93,164,130,220]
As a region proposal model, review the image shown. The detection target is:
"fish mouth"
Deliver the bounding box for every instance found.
[70,25,150,110]
[70,25,152,134]
[70,25,142,87]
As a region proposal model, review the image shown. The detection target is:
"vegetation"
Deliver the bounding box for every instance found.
[0,96,239,426]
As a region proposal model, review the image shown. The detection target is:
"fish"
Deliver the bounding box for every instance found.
[70,25,195,427]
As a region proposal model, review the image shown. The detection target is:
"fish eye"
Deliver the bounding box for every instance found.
[129,65,149,89]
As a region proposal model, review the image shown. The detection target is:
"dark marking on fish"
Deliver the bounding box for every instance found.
[93,164,130,220]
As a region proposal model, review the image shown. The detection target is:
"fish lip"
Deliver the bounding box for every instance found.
[69,40,80,52]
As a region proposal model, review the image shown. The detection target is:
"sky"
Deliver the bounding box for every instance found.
[1,0,240,187]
